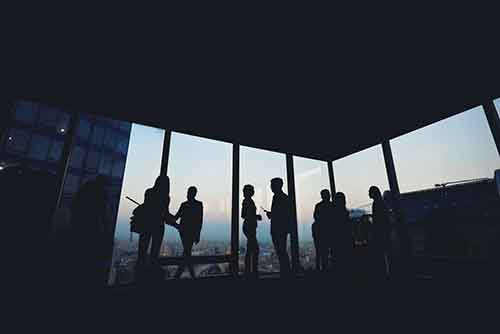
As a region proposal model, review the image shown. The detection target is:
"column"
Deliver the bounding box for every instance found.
[230,144,240,276]
[286,154,300,273]
[160,129,172,177]
[483,100,500,157]
[327,160,336,195]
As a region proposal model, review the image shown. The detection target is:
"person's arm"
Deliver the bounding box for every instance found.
[196,203,203,243]
[174,203,183,221]
[313,203,319,221]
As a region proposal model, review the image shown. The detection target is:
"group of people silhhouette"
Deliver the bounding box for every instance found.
[132,175,203,280]
[312,186,392,278]
[65,171,392,284]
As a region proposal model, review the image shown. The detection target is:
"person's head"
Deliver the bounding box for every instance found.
[243,184,255,198]
[187,186,197,201]
[369,186,382,200]
[270,177,284,194]
[334,192,346,208]
[154,175,170,192]
[320,189,331,201]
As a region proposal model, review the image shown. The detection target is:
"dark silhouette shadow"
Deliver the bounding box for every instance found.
[70,175,110,287]
[313,189,334,272]
[369,186,392,279]
[265,177,292,278]
[242,184,262,278]
[134,175,170,281]
[332,192,353,277]
[1,165,58,288]
[173,186,203,279]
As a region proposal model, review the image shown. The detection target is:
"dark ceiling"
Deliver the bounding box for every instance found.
[7,10,500,161]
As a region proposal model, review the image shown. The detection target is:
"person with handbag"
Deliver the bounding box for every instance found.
[135,175,170,269]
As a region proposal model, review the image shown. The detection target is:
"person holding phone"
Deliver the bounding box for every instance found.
[173,186,203,279]
[265,177,293,277]
[242,184,262,278]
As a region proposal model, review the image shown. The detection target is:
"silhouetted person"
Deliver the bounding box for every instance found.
[332,192,353,276]
[242,184,262,278]
[313,189,334,272]
[136,175,170,271]
[265,178,293,277]
[71,175,110,287]
[369,186,391,278]
[174,186,203,279]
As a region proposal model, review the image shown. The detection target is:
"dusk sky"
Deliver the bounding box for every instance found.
[115,102,500,242]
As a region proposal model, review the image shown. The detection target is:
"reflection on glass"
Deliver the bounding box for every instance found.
[168,132,232,277]
[294,157,330,270]
[240,146,288,274]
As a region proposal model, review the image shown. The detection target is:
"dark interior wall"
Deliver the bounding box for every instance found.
[6,11,500,161]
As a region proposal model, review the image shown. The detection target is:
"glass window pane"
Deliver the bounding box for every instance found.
[28,134,50,161]
[334,145,389,216]
[240,146,288,274]
[104,129,117,151]
[37,105,60,128]
[48,139,63,162]
[70,146,86,168]
[6,128,30,154]
[14,100,38,125]
[392,106,500,193]
[111,124,165,285]
[294,157,330,271]
[92,125,104,146]
[168,132,232,268]
[85,150,100,171]
[111,160,125,178]
[77,118,92,141]
[391,106,500,258]
[495,98,500,119]
[63,173,80,194]
[99,155,113,176]
[116,135,130,156]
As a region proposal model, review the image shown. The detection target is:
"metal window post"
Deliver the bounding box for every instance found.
[230,144,240,277]
[160,129,172,177]
[286,154,300,273]
[483,100,500,157]
[55,111,80,209]
[381,140,413,274]
[327,160,336,195]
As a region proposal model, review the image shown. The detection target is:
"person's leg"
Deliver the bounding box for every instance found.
[272,233,290,276]
[150,225,165,266]
[137,232,152,266]
[243,229,251,276]
[247,232,259,278]
[186,242,196,279]
[174,234,188,278]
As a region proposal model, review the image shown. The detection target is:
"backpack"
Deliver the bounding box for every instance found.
[130,203,149,234]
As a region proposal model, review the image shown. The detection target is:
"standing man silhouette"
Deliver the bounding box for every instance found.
[174,186,203,279]
[265,178,293,277]
[313,189,334,272]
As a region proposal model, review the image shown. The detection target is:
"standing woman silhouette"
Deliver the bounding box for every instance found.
[242,185,262,278]
[136,175,170,270]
